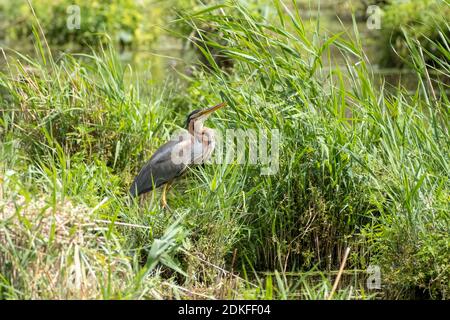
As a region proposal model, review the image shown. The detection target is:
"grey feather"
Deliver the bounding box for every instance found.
[129,140,188,197]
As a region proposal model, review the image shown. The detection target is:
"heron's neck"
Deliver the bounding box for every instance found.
[188,120,205,137]
[191,126,214,147]
[197,128,215,153]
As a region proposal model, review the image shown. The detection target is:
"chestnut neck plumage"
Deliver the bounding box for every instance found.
[188,119,216,162]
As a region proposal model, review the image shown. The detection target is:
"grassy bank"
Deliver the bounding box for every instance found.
[0,1,449,299]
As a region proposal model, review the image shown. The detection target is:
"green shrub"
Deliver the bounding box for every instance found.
[369,206,449,299]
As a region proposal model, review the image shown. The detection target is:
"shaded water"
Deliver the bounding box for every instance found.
[0,7,419,93]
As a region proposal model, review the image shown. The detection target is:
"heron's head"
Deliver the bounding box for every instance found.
[186,102,227,132]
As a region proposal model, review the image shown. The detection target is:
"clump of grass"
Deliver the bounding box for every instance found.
[0,195,120,298]
[0,169,189,299]
[0,40,175,180]
[176,1,449,298]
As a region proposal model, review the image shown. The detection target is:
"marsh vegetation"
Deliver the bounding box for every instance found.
[0,0,449,299]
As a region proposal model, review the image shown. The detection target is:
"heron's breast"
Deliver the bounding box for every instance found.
[190,136,214,163]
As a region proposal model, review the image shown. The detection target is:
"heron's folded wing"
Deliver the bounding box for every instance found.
[129,140,190,197]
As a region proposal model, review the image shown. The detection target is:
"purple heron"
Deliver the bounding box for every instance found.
[129,102,227,207]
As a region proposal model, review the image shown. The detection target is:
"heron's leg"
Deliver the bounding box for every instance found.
[161,181,173,210]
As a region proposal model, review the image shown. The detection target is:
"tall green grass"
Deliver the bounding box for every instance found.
[1,1,449,299]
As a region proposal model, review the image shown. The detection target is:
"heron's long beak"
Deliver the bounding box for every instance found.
[195,102,227,118]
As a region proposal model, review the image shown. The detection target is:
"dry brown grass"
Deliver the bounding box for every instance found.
[0,195,133,299]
